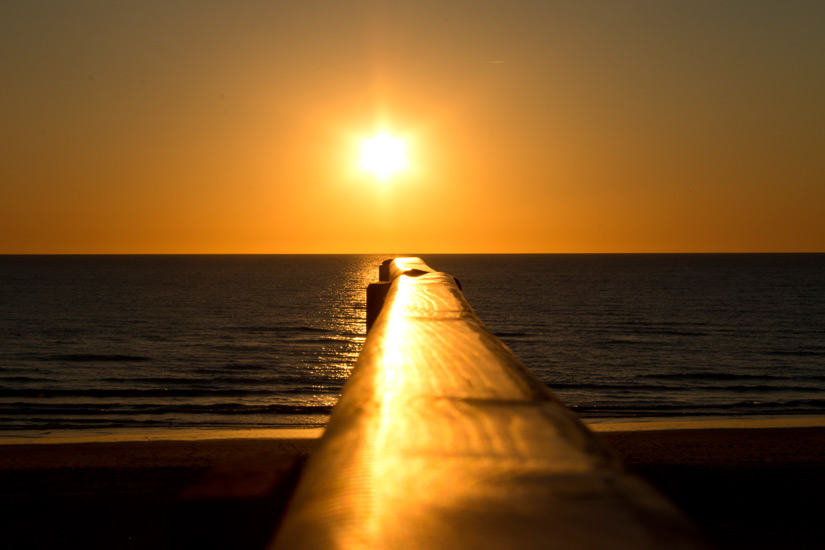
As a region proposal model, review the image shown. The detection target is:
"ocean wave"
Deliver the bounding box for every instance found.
[765,349,825,357]
[0,416,329,431]
[0,402,333,416]
[0,376,53,383]
[569,398,825,416]
[223,325,334,334]
[98,375,341,386]
[596,338,669,347]
[549,381,825,393]
[640,371,825,382]
[0,388,280,398]
[45,354,154,362]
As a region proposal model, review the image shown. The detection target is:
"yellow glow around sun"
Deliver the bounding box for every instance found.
[359,132,408,181]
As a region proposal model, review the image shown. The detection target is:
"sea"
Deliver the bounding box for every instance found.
[1,254,824,440]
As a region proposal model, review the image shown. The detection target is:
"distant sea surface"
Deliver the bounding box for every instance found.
[1,254,824,440]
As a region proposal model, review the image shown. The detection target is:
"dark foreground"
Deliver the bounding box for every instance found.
[1,428,824,549]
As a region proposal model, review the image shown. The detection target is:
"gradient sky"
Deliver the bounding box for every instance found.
[2,1,824,253]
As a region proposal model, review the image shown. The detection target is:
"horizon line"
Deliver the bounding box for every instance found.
[2,251,824,256]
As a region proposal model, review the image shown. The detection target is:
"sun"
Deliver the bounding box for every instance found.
[358,132,408,181]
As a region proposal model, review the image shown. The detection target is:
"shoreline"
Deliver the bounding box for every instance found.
[585,413,825,432]
[3,414,825,445]
[2,424,823,471]
[0,427,326,446]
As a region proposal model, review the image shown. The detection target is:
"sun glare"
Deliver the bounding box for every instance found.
[359,132,408,181]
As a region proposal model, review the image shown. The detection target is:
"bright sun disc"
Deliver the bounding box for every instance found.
[359,132,408,181]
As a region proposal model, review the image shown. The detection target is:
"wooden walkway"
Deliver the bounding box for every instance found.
[270,258,704,549]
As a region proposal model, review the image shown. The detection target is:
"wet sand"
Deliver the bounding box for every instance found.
[2,428,824,549]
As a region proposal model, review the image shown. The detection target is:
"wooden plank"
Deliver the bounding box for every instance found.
[270,258,705,549]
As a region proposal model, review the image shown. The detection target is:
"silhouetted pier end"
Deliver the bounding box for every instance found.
[270,258,705,549]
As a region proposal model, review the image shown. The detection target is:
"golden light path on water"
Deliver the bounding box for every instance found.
[303,256,379,409]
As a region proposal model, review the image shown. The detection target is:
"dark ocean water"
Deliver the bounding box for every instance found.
[1,254,823,438]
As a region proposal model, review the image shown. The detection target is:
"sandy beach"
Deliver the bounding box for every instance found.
[2,425,824,549]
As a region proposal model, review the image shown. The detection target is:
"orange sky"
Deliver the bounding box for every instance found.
[2,1,824,253]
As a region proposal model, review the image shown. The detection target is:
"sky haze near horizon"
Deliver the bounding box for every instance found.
[2,1,824,253]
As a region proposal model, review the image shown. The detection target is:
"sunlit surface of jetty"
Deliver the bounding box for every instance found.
[271,258,704,549]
